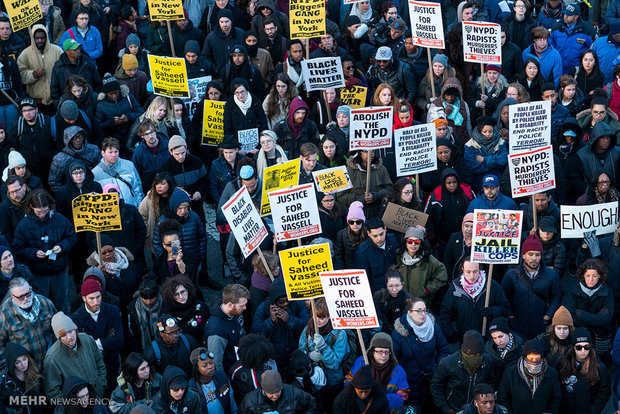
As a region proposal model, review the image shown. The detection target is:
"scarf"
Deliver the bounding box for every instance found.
[401,251,421,266]
[407,313,435,342]
[370,357,395,389]
[351,3,373,22]
[559,142,573,156]
[234,93,253,115]
[579,281,603,297]
[462,353,483,375]
[460,271,486,298]
[134,294,162,350]
[596,186,619,203]
[15,295,41,324]
[287,58,304,87]
[517,356,548,395]
[541,0,563,19]
[498,334,515,359]
[94,248,129,278]
[444,97,464,126]
[8,188,28,209]
[307,318,333,337]
[472,129,501,155]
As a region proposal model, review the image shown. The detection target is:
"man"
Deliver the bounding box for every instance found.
[184,39,216,80]
[501,235,563,339]
[522,27,563,87]
[188,348,237,414]
[127,279,163,353]
[132,119,171,194]
[17,24,63,114]
[244,30,275,87]
[592,21,620,84]
[273,97,320,159]
[258,17,287,67]
[172,10,205,58]
[203,284,249,372]
[354,218,398,292]
[541,83,570,141]
[143,314,198,377]
[50,100,95,149]
[58,7,103,63]
[500,28,523,82]
[50,38,102,105]
[549,4,595,74]
[577,121,620,188]
[367,46,416,105]
[310,29,347,59]
[202,9,245,72]
[457,383,509,414]
[0,278,56,372]
[466,175,517,212]
[115,53,149,106]
[251,0,289,42]
[240,370,317,413]
[198,0,245,34]
[36,0,65,44]
[0,176,29,244]
[385,18,407,57]
[577,96,620,143]
[48,125,100,192]
[484,317,525,371]
[220,45,267,100]
[92,137,144,207]
[0,16,26,59]
[70,277,123,395]
[43,311,107,399]
[275,39,306,93]
[520,191,560,237]
[152,365,201,413]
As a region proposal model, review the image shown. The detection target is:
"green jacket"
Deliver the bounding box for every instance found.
[398,250,448,305]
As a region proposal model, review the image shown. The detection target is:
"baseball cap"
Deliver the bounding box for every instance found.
[62,38,81,51]
[564,3,579,15]
[482,175,499,187]
[563,130,577,137]
[375,46,392,61]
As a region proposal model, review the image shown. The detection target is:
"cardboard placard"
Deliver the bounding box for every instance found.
[260,158,300,216]
[221,186,268,258]
[268,183,322,242]
[508,146,556,197]
[560,202,619,239]
[238,128,259,153]
[462,22,502,64]
[289,0,326,39]
[471,209,523,264]
[5,0,42,32]
[408,0,445,48]
[279,244,332,300]
[201,100,225,146]
[183,76,212,120]
[72,193,122,232]
[349,107,393,151]
[381,202,428,233]
[509,101,552,153]
[147,0,184,20]
[340,85,367,109]
[148,55,190,98]
[301,57,345,92]
[394,123,437,176]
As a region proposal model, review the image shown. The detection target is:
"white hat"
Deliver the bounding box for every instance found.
[2,150,27,181]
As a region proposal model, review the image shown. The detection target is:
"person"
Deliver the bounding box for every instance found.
[367,46,416,105]
[258,17,287,67]
[139,175,176,263]
[127,98,179,151]
[550,5,595,75]
[298,142,326,185]
[522,26,563,87]
[516,58,545,102]
[222,78,269,148]
[244,30,275,86]
[1,150,44,197]
[126,279,162,353]
[538,216,567,277]
[0,246,32,301]
[317,193,347,242]
[554,119,585,204]
[53,375,108,413]
[255,130,288,182]
[151,365,201,414]
[467,65,508,124]
[220,45,267,101]
[502,0,536,51]
[48,125,100,192]
[109,353,163,413]
[444,213,475,281]
[262,72,298,128]
[354,218,398,292]
[273,96,320,159]
[202,9,246,73]
[464,116,508,193]
[143,314,198,377]
[415,54,456,116]
[379,177,422,230]
[537,0,564,28]
[188,348,237,414]
[559,75,586,117]
[0,176,29,244]
[184,40,216,81]
[427,78,472,149]
[324,105,351,156]
[467,174,517,212]
[592,22,620,85]
[0,342,43,413]
[310,88,340,135]
[420,133,471,196]
[373,270,412,334]
[580,172,620,204]
[131,120,171,194]
[570,49,604,98]
[520,191,560,237]
[486,317,525,373]
[334,201,367,269]
[115,53,149,107]
[50,38,102,105]
[199,0,245,35]
[229,333,276,403]
[538,306,575,368]
[333,365,390,414]
[577,120,620,189]
[161,275,208,345]
[319,134,347,169]
[248,251,280,315]
[58,7,103,63]
[152,217,200,285]
[118,34,149,75]
[239,370,317,413]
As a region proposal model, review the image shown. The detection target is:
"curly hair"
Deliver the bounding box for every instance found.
[384,177,422,210]
[265,73,298,120]
[577,258,607,284]
[161,274,196,304]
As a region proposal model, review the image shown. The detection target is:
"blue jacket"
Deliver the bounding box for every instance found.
[537,10,562,30]
[593,36,620,84]
[549,19,594,74]
[606,0,620,27]
[522,44,563,87]
[466,192,517,213]
[58,25,103,61]
[153,211,206,262]
[550,103,570,141]
[209,154,244,205]
[354,233,398,292]
[463,130,509,193]
[131,138,171,193]
[345,355,410,409]
[95,85,144,144]
[298,326,349,386]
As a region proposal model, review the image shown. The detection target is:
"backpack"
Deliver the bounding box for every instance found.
[151,334,191,367]
[329,329,360,375]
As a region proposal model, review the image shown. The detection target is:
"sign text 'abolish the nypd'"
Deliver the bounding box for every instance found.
[349,107,393,151]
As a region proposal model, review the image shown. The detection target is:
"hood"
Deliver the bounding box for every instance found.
[62,376,89,398]
[6,342,31,377]
[169,188,191,212]
[63,125,86,148]
[557,118,582,141]
[267,277,286,304]
[492,97,516,125]
[457,1,467,22]
[441,77,463,100]
[29,24,51,54]
[160,365,188,404]
[589,121,617,150]
[98,84,131,102]
[441,167,460,186]
[436,137,458,163]
[287,98,309,127]
[256,0,276,14]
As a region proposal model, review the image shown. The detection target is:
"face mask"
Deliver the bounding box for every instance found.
[462,353,483,374]
[245,43,258,58]
[524,359,543,375]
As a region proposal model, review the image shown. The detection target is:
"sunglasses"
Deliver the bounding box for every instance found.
[348,220,363,225]
[574,344,592,351]
[406,238,422,245]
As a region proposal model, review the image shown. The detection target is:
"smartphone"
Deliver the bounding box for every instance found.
[171,240,180,256]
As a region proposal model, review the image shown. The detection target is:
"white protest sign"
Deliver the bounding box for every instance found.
[319,269,380,329]
[462,21,502,64]
[301,57,345,92]
[395,123,437,176]
[268,183,322,242]
[349,107,393,151]
[509,101,551,153]
[238,128,259,153]
[508,146,555,197]
[408,0,445,48]
[221,186,268,258]
[560,202,619,239]
[471,209,523,264]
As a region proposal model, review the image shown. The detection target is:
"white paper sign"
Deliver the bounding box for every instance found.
[462,21,502,64]
[408,0,445,48]
[395,123,437,176]
[268,183,322,242]
[508,146,556,197]
[509,101,552,153]
[471,209,523,264]
[301,57,345,92]
[238,128,259,153]
[560,203,619,239]
[349,107,393,151]
[221,186,268,258]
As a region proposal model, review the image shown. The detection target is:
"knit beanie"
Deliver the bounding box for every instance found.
[336,105,352,117]
[122,54,139,70]
[81,277,102,297]
[184,39,201,55]
[169,188,191,210]
[432,53,449,68]
[261,370,282,393]
[552,305,574,327]
[404,226,425,241]
[102,73,120,94]
[103,183,120,194]
[522,234,543,254]
[168,135,187,150]
[461,330,484,355]
[351,365,375,390]
[51,312,78,339]
[347,201,366,222]
[126,33,140,48]
[572,327,592,345]
[60,100,79,120]
[7,150,26,170]
[0,245,10,261]
[218,8,233,21]
[488,317,510,335]
[369,332,393,351]
[522,339,544,357]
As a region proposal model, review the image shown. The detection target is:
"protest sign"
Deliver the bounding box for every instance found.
[238,128,259,153]
[301,57,345,92]
[72,193,122,232]
[312,166,352,194]
[260,158,300,216]
[349,107,393,151]
[471,209,523,264]
[201,100,225,146]
[340,85,367,108]
[222,186,268,258]
[268,183,322,242]
[408,1,445,48]
[508,146,555,197]
[394,124,437,176]
[183,76,211,120]
[343,0,364,3]
[382,202,428,233]
[289,0,325,39]
[5,0,42,32]
[560,203,619,239]
[279,244,332,300]
[319,269,380,329]
[509,101,552,152]
[148,55,190,98]
[147,0,184,20]
[462,22,502,64]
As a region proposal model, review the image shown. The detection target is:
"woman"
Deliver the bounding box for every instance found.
[154,219,200,284]
[58,75,98,124]
[467,64,508,123]
[493,97,516,142]
[171,99,191,143]
[255,130,288,188]
[318,193,347,242]
[538,305,575,368]
[464,116,508,193]
[0,246,33,301]
[325,105,351,153]
[318,135,347,168]
[379,177,422,239]
[506,82,531,104]
[0,343,42,414]
[161,274,209,344]
[427,78,473,148]
[109,353,162,414]
[230,334,276,404]
[517,57,545,101]
[115,5,139,53]
[392,297,449,411]
[416,54,456,116]
[249,250,280,315]
[522,26,562,87]
[223,78,269,147]
[553,119,584,204]
[127,97,178,150]
[373,270,412,334]
[1,150,43,199]
[559,75,586,117]
[579,172,619,205]
[262,73,298,128]
[557,327,611,414]
[419,130,471,196]
[372,83,398,109]
[310,88,339,135]
[569,49,604,97]
[443,213,474,281]
[349,0,377,24]
[502,0,535,51]
[334,201,367,269]
[392,100,414,131]
[117,33,150,75]
[139,172,176,261]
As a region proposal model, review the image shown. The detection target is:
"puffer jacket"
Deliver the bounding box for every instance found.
[50,51,102,105]
[48,126,101,192]
[427,78,473,147]
[91,157,144,208]
[95,84,144,145]
[298,326,349,386]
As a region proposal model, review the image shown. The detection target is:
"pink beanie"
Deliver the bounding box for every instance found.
[347,201,366,222]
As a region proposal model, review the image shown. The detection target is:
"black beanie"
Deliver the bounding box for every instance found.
[573,327,593,345]
[488,317,510,335]
[522,339,544,357]
[351,365,374,390]
[462,330,484,355]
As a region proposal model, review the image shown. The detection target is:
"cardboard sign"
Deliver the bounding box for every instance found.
[221,186,269,258]
[279,244,332,300]
[319,269,380,329]
[72,193,122,232]
[289,0,326,39]
[183,76,212,120]
[340,85,367,109]
[508,146,556,197]
[5,0,42,32]
[462,22,502,64]
[301,57,345,92]
[268,183,322,242]
[560,203,619,239]
[509,101,552,152]
[238,128,259,153]
[471,209,523,264]
[148,55,190,98]
[147,0,184,20]
[312,166,352,194]
[381,202,428,233]
[260,158,300,216]
[408,0,445,48]
[201,100,225,146]
[394,123,437,176]
[349,107,393,151]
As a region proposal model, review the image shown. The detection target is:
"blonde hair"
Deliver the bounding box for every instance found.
[144,96,175,126]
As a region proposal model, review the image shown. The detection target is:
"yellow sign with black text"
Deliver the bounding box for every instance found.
[148,55,190,98]
[147,0,184,20]
[202,100,225,146]
[72,193,122,232]
[5,0,42,32]
[279,244,332,300]
[260,158,300,216]
[289,0,326,39]
[340,86,367,108]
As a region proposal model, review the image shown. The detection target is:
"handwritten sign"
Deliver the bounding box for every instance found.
[381,202,428,233]
[560,203,619,239]
[238,128,259,153]
[72,193,122,232]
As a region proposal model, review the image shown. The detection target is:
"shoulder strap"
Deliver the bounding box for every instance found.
[361,399,373,414]
[152,340,161,366]
[51,116,56,139]
[68,29,76,41]
[516,272,548,304]
[80,110,92,129]
[180,333,191,354]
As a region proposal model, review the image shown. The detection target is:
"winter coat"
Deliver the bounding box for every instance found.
[443,232,471,281]
[162,295,208,344]
[484,332,525,372]
[203,302,245,373]
[373,289,412,334]
[153,248,200,284]
[153,209,206,261]
[109,373,162,414]
[591,36,620,84]
[48,128,100,192]
[520,197,560,236]
[501,41,524,82]
[145,23,171,57]
[502,13,536,51]
[151,366,201,414]
[273,98,320,159]
[209,154,244,206]
[333,227,364,270]
[199,3,245,35]
[126,293,163,353]
[419,138,472,196]
[0,196,26,244]
[344,355,409,409]
[50,52,102,105]
[138,192,166,254]
[58,25,103,61]
[563,281,615,341]
[333,383,389,414]
[466,191,517,213]
[114,65,149,107]
[354,233,398,292]
[0,343,43,414]
[464,129,509,192]
[367,57,416,104]
[201,26,246,72]
[554,118,585,203]
[131,138,171,194]
[92,157,144,207]
[397,247,447,305]
[497,363,562,414]
[222,94,269,142]
[8,115,55,180]
[569,66,605,97]
[171,22,205,60]
[550,19,595,74]
[115,20,139,53]
[558,361,611,414]
[522,45,563,87]
[541,235,567,277]
[220,61,267,102]
[55,165,102,220]
[95,84,144,145]
[250,0,290,42]
[577,108,620,144]
[467,78,508,124]
[143,333,198,378]
[427,78,473,148]
[338,155,393,219]
[298,326,349,386]
[577,121,620,187]
[53,376,107,413]
[239,383,316,414]
[58,86,98,126]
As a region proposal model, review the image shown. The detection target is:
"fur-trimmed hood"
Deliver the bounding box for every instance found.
[576,107,619,122]
[97,83,131,101]
[86,246,135,266]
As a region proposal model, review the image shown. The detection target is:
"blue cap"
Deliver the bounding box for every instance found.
[563,130,577,137]
[482,175,500,187]
[563,3,579,15]
[240,165,255,180]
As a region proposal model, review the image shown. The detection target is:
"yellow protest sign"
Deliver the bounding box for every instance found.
[340,86,367,108]
[72,193,122,232]
[148,55,189,98]
[202,100,225,146]
[5,0,42,32]
[260,158,300,216]
[147,0,183,20]
[289,0,326,39]
[312,166,352,194]
[279,244,332,300]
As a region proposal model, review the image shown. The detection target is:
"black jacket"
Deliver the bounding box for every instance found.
[558,361,611,414]
[201,26,245,72]
[50,53,102,105]
[501,41,524,82]
[143,333,198,378]
[443,231,470,281]
[497,363,562,414]
[273,119,320,160]
[222,94,269,143]
[332,383,389,414]
[172,21,205,58]
[239,384,317,414]
[484,333,525,372]
[9,114,55,180]
[367,57,416,104]
[0,197,26,244]
[563,281,615,340]
[151,366,201,413]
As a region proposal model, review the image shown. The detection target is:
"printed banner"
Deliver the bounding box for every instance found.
[349,107,393,151]
[148,55,190,98]
[320,269,380,329]
[381,202,428,233]
[201,100,225,146]
[268,183,322,242]
[343,0,364,3]
[340,85,367,108]
[508,146,555,197]
[260,158,300,216]
[301,57,345,92]
[238,128,259,153]
[183,76,211,120]
[279,244,332,300]
[72,193,122,232]
[408,0,445,48]
[5,0,42,32]
[471,209,523,264]
[289,0,326,39]
[509,100,552,152]
[147,0,184,20]
[462,21,502,64]
[221,186,268,258]
[560,203,619,239]
[312,166,352,194]
[394,123,437,176]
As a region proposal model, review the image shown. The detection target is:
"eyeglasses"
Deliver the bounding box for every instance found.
[141,130,156,137]
[322,198,335,203]
[199,352,215,360]
[374,349,390,355]
[574,344,592,351]
[348,220,363,225]
[164,329,181,336]
[412,309,428,314]
[406,238,422,245]
[402,190,414,195]
[598,180,611,185]
[12,289,32,301]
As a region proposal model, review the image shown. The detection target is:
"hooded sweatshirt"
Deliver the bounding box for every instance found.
[577,121,620,187]
[48,125,101,191]
[151,365,201,413]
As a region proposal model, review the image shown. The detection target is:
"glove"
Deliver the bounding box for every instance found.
[313,333,326,350]
[480,307,493,318]
[309,350,322,362]
[584,231,601,257]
